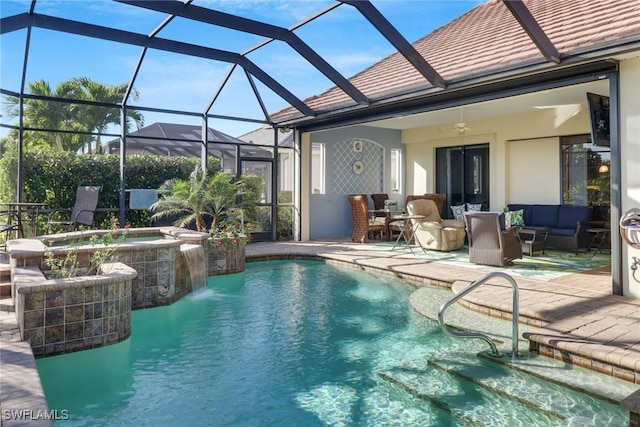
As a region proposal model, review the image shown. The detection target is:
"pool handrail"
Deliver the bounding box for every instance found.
[438,272,521,358]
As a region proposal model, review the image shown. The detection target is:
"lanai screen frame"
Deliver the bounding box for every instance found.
[1,0,598,242]
[0,0,460,238]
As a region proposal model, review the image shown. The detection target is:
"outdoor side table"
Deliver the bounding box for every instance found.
[4,202,47,237]
[390,214,426,254]
[587,228,610,254]
[518,227,550,256]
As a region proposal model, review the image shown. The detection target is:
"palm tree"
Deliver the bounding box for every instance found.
[4,79,85,151]
[150,167,245,233]
[73,77,144,153]
[3,78,144,153]
[207,172,246,230]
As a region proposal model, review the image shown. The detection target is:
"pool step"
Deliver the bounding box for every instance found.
[476,350,639,405]
[378,352,629,427]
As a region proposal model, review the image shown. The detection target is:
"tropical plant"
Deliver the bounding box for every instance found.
[3,80,84,151]
[72,77,144,153]
[207,171,246,231]
[3,77,143,153]
[150,167,245,233]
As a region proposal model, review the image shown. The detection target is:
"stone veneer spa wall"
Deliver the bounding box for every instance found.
[7,227,247,356]
[13,262,136,357]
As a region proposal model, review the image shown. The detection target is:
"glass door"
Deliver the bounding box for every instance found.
[241,159,273,240]
[436,144,489,218]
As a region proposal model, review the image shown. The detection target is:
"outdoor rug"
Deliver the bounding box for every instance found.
[358,242,610,282]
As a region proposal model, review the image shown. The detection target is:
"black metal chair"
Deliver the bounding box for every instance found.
[47,186,102,233]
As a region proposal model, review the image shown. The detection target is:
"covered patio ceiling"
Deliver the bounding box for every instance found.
[367,79,611,131]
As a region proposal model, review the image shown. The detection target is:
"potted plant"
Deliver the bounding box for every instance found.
[151,166,249,275]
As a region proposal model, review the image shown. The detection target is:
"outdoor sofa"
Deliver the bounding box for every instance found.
[507,204,593,253]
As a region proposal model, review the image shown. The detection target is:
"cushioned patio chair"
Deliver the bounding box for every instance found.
[348,194,385,243]
[406,193,447,217]
[405,199,466,251]
[47,186,101,232]
[464,211,522,266]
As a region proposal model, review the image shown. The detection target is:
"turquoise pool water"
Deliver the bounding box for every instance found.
[37,260,628,426]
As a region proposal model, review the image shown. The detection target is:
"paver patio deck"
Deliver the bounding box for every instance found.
[1,240,639,425]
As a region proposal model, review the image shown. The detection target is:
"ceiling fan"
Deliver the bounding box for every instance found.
[440,107,471,134]
[452,121,471,134]
[452,107,471,134]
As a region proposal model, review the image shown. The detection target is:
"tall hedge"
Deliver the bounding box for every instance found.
[0,148,221,227]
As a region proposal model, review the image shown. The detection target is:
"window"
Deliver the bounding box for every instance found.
[390,149,402,193]
[562,134,610,226]
[311,143,325,194]
[562,135,610,207]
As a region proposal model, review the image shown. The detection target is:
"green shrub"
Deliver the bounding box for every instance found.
[0,149,221,229]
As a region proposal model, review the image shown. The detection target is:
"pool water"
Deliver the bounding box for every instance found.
[37,260,628,426]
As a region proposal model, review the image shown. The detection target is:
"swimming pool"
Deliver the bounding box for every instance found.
[37,260,629,426]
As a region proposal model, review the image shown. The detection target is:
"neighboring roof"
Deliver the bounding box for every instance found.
[272,0,640,123]
[103,122,258,157]
[237,124,294,148]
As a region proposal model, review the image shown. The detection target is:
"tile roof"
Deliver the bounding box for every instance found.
[272,0,640,121]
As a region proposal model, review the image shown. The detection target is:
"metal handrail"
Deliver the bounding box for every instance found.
[438,272,521,358]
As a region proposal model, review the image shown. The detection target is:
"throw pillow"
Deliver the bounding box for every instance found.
[450,204,465,221]
[510,209,525,226]
[504,211,513,229]
[466,203,483,212]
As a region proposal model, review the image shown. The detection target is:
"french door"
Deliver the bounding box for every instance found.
[436,144,489,218]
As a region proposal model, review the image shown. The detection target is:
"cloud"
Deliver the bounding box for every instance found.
[198,0,332,23]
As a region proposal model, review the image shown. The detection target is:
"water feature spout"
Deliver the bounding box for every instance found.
[181,244,206,291]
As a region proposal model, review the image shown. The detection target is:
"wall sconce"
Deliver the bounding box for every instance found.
[598,164,609,174]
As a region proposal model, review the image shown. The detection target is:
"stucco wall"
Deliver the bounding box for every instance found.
[304,126,403,240]
[403,98,590,211]
[620,56,640,297]
[507,137,561,204]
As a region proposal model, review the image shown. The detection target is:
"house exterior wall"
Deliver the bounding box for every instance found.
[620,56,640,298]
[298,58,640,298]
[402,101,590,211]
[303,126,403,240]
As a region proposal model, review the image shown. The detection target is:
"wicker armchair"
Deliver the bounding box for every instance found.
[464,211,522,266]
[370,194,389,217]
[405,199,466,251]
[348,194,385,243]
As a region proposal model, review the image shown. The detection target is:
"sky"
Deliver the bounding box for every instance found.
[0,0,483,139]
